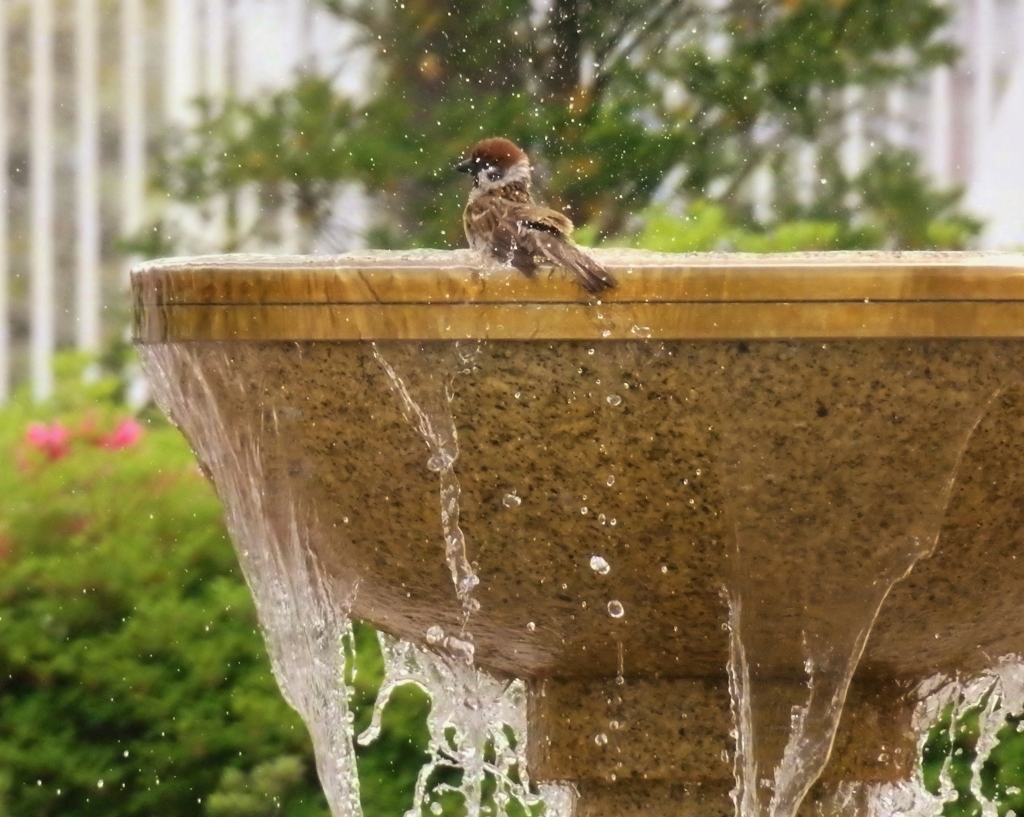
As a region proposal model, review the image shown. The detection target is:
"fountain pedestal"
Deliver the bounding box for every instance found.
[134,250,1024,817]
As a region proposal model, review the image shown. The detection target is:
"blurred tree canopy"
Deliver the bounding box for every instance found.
[149,0,979,255]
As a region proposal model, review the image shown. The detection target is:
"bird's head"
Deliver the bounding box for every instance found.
[456,137,531,192]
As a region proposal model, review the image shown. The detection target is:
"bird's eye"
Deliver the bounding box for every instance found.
[486,167,502,181]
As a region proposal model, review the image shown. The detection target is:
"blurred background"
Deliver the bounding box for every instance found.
[1,1,1024,815]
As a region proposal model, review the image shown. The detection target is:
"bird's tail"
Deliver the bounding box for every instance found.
[535,234,617,293]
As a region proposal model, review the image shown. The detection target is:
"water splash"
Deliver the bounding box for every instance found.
[358,632,550,817]
[813,656,1024,817]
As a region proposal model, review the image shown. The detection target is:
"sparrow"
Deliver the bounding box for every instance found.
[456,137,617,293]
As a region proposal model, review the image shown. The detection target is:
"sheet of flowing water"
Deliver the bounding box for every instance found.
[142,345,363,816]
[141,343,572,817]
[718,350,1004,817]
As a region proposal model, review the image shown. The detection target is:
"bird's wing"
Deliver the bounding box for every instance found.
[507,201,575,236]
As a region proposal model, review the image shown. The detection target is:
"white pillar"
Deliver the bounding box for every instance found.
[205,0,229,96]
[795,142,816,207]
[284,0,311,74]
[929,67,953,187]
[165,0,199,123]
[886,85,907,148]
[841,86,866,178]
[121,0,146,284]
[751,164,773,225]
[31,0,55,401]
[76,0,101,353]
[204,0,230,250]
[973,0,995,176]
[0,0,8,404]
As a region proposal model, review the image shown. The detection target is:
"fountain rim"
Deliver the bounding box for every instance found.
[132,249,1024,342]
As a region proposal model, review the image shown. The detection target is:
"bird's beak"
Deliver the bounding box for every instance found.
[455,157,475,174]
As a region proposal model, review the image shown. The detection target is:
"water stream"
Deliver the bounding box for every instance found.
[369,343,555,817]
[143,344,363,816]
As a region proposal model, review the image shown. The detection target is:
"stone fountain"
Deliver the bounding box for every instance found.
[133,249,1024,817]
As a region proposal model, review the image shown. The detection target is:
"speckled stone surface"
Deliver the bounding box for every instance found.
[134,252,1024,816]
[139,338,1024,679]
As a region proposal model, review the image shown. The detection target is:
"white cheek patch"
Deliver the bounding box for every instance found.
[474,159,532,193]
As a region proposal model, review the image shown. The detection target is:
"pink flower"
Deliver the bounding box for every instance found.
[25,421,71,460]
[100,418,144,450]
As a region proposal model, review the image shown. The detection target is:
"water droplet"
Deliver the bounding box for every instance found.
[630,325,652,337]
[587,348,595,355]
[601,329,612,338]
[427,451,455,472]
[606,475,615,486]
[610,518,617,526]
[526,621,536,632]
[695,468,702,476]
[597,513,607,525]
[514,391,521,399]
[581,506,588,515]
[594,733,609,746]
[607,600,625,618]
[661,565,668,574]
[503,492,522,508]
[606,394,623,406]
[426,625,445,645]
[447,635,476,664]
[609,720,621,730]
[590,555,611,575]
[431,802,443,815]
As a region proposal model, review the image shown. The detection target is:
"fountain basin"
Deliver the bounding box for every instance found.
[134,250,1024,817]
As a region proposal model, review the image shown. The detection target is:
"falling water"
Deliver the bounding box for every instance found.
[372,344,480,626]
[371,342,570,817]
[141,345,363,816]
[141,342,570,817]
[358,632,544,817]
[812,656,1024,817]
[718,352,1007,817]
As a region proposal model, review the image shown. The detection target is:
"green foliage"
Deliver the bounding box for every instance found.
[156,77,360,251]
[143,0,978,256]
[0,356,432,817]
